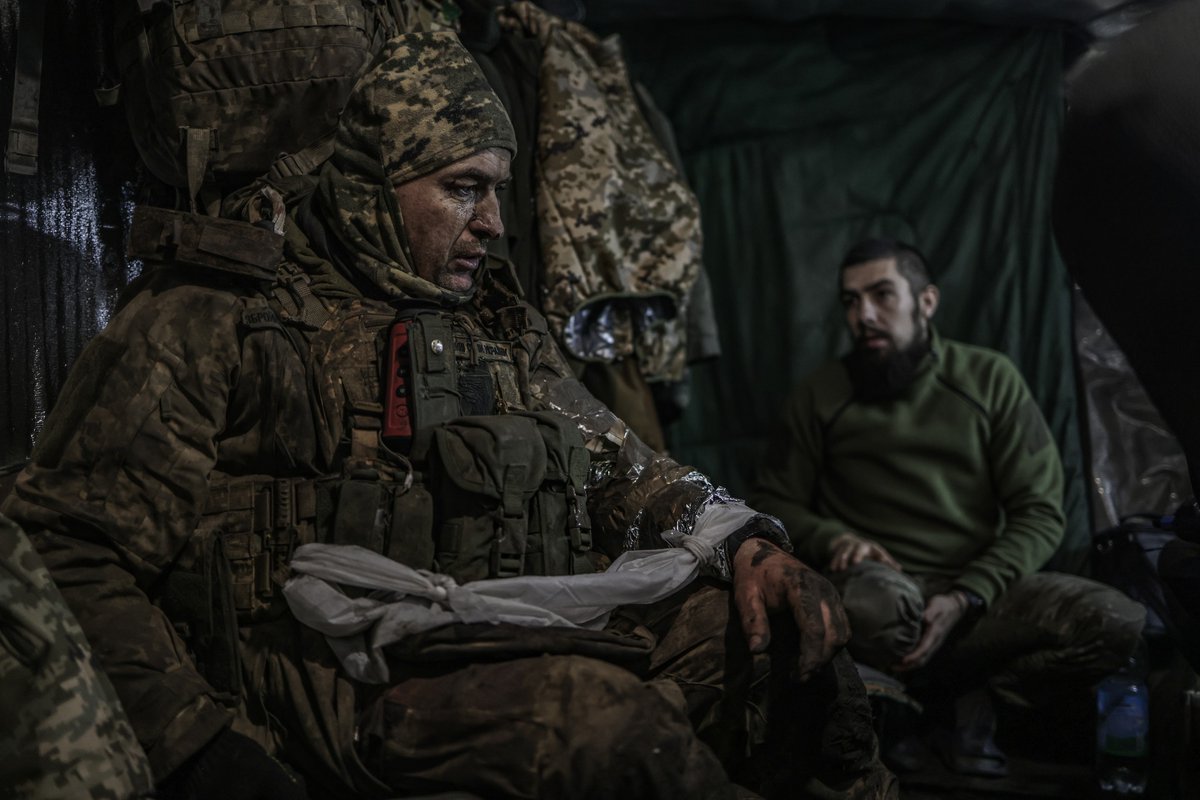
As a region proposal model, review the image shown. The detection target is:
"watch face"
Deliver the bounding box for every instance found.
[962,591,984,614]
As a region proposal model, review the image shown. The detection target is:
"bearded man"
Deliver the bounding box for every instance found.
[751,238,1144,776]
[2,32,898,800]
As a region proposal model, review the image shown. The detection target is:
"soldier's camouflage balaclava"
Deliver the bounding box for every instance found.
[314,31,517,304]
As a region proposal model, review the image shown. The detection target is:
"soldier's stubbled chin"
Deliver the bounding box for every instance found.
[843,329,931,402]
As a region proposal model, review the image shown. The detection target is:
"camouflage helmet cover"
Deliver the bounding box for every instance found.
[336,30,517,184]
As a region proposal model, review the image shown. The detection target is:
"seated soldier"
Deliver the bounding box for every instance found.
[2,33,896,800]
[751,238,1146,776]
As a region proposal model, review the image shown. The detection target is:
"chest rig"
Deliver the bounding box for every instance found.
[193,267,595,650]
[319,293,595,585]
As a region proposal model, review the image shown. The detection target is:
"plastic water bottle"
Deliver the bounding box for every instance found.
[1095,655,1149,796]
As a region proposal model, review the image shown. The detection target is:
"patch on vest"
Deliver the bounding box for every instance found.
[459,365,496,416]
[454,338,513,363]
[241,307,283,332]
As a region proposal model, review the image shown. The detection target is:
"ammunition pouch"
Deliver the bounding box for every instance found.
[520,411,594,578]
[426,411,594,583]
[428,415,546,582]
[319,467,436,573]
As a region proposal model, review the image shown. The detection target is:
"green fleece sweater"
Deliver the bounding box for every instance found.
[750,331,1064,606]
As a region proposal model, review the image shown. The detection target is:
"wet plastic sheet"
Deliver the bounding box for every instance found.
[1073,289,1189,528]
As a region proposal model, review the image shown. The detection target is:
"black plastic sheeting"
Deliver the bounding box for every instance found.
[1,0,139,467]
[1073,289,1190,528]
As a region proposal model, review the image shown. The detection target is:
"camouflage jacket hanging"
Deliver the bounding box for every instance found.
[499,2,705,383]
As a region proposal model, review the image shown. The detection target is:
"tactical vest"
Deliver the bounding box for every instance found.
[149,225,598,695]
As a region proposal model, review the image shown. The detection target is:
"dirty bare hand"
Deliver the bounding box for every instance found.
[894,591,967,672]
[733,538,851,681]
[828,531,902,572]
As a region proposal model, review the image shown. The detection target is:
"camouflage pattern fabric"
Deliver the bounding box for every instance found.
[0,513,153,799]
[500,2,703,382]
[313,30,517,305]
[390,0,462,34]
[113,0,388,191]
[112,0,461,193]
[831,562,1145,707]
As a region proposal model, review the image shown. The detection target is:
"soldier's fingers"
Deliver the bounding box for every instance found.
[829,544,849,572]
[736,583,772,653]
[896,618,944,672]
[847,543,870,567]
[873,546,902,573]
[791,587,834,680]
[826,596,852,648]
[894,639,928,672]
[876,548,902,571]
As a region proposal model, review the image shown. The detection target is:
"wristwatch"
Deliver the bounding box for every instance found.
[954,587,986,622]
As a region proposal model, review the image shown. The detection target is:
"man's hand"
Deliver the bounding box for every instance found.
[894,591,968,672]
[732,538,851,681]
[828,531,902,572]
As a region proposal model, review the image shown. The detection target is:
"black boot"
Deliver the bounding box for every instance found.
[937,688,1009,777]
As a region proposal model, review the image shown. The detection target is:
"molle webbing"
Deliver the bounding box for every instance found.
[271,267,336,331]
[199,475,320,615]
[426,411,594,582]
[112,0,386,192]
[4,0,45,175]
[127,206,283,280]
[163,475,320,695]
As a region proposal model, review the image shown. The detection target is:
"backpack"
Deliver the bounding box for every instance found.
[111,0,399,210]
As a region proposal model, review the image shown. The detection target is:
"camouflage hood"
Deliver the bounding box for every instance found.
[312,30,517,304]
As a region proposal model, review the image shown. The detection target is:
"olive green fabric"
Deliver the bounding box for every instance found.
[752,332,1066,607]
[615,18,1090,573]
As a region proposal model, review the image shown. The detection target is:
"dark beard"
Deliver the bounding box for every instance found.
[843,329,932,402]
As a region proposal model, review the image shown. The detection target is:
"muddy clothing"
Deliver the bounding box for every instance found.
[361,584,894,799]
[752,330,1065,606]
[0,513,153,800]
[751,331,1144,691]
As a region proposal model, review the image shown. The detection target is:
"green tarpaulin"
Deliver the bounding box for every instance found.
[616,18,1089,572]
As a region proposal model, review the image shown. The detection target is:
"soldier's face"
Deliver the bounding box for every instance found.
[840,257,938,356]
[394,147,511,293]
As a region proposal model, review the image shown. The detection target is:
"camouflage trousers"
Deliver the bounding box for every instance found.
[831,561,1146,706]
[355,581,897,800]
